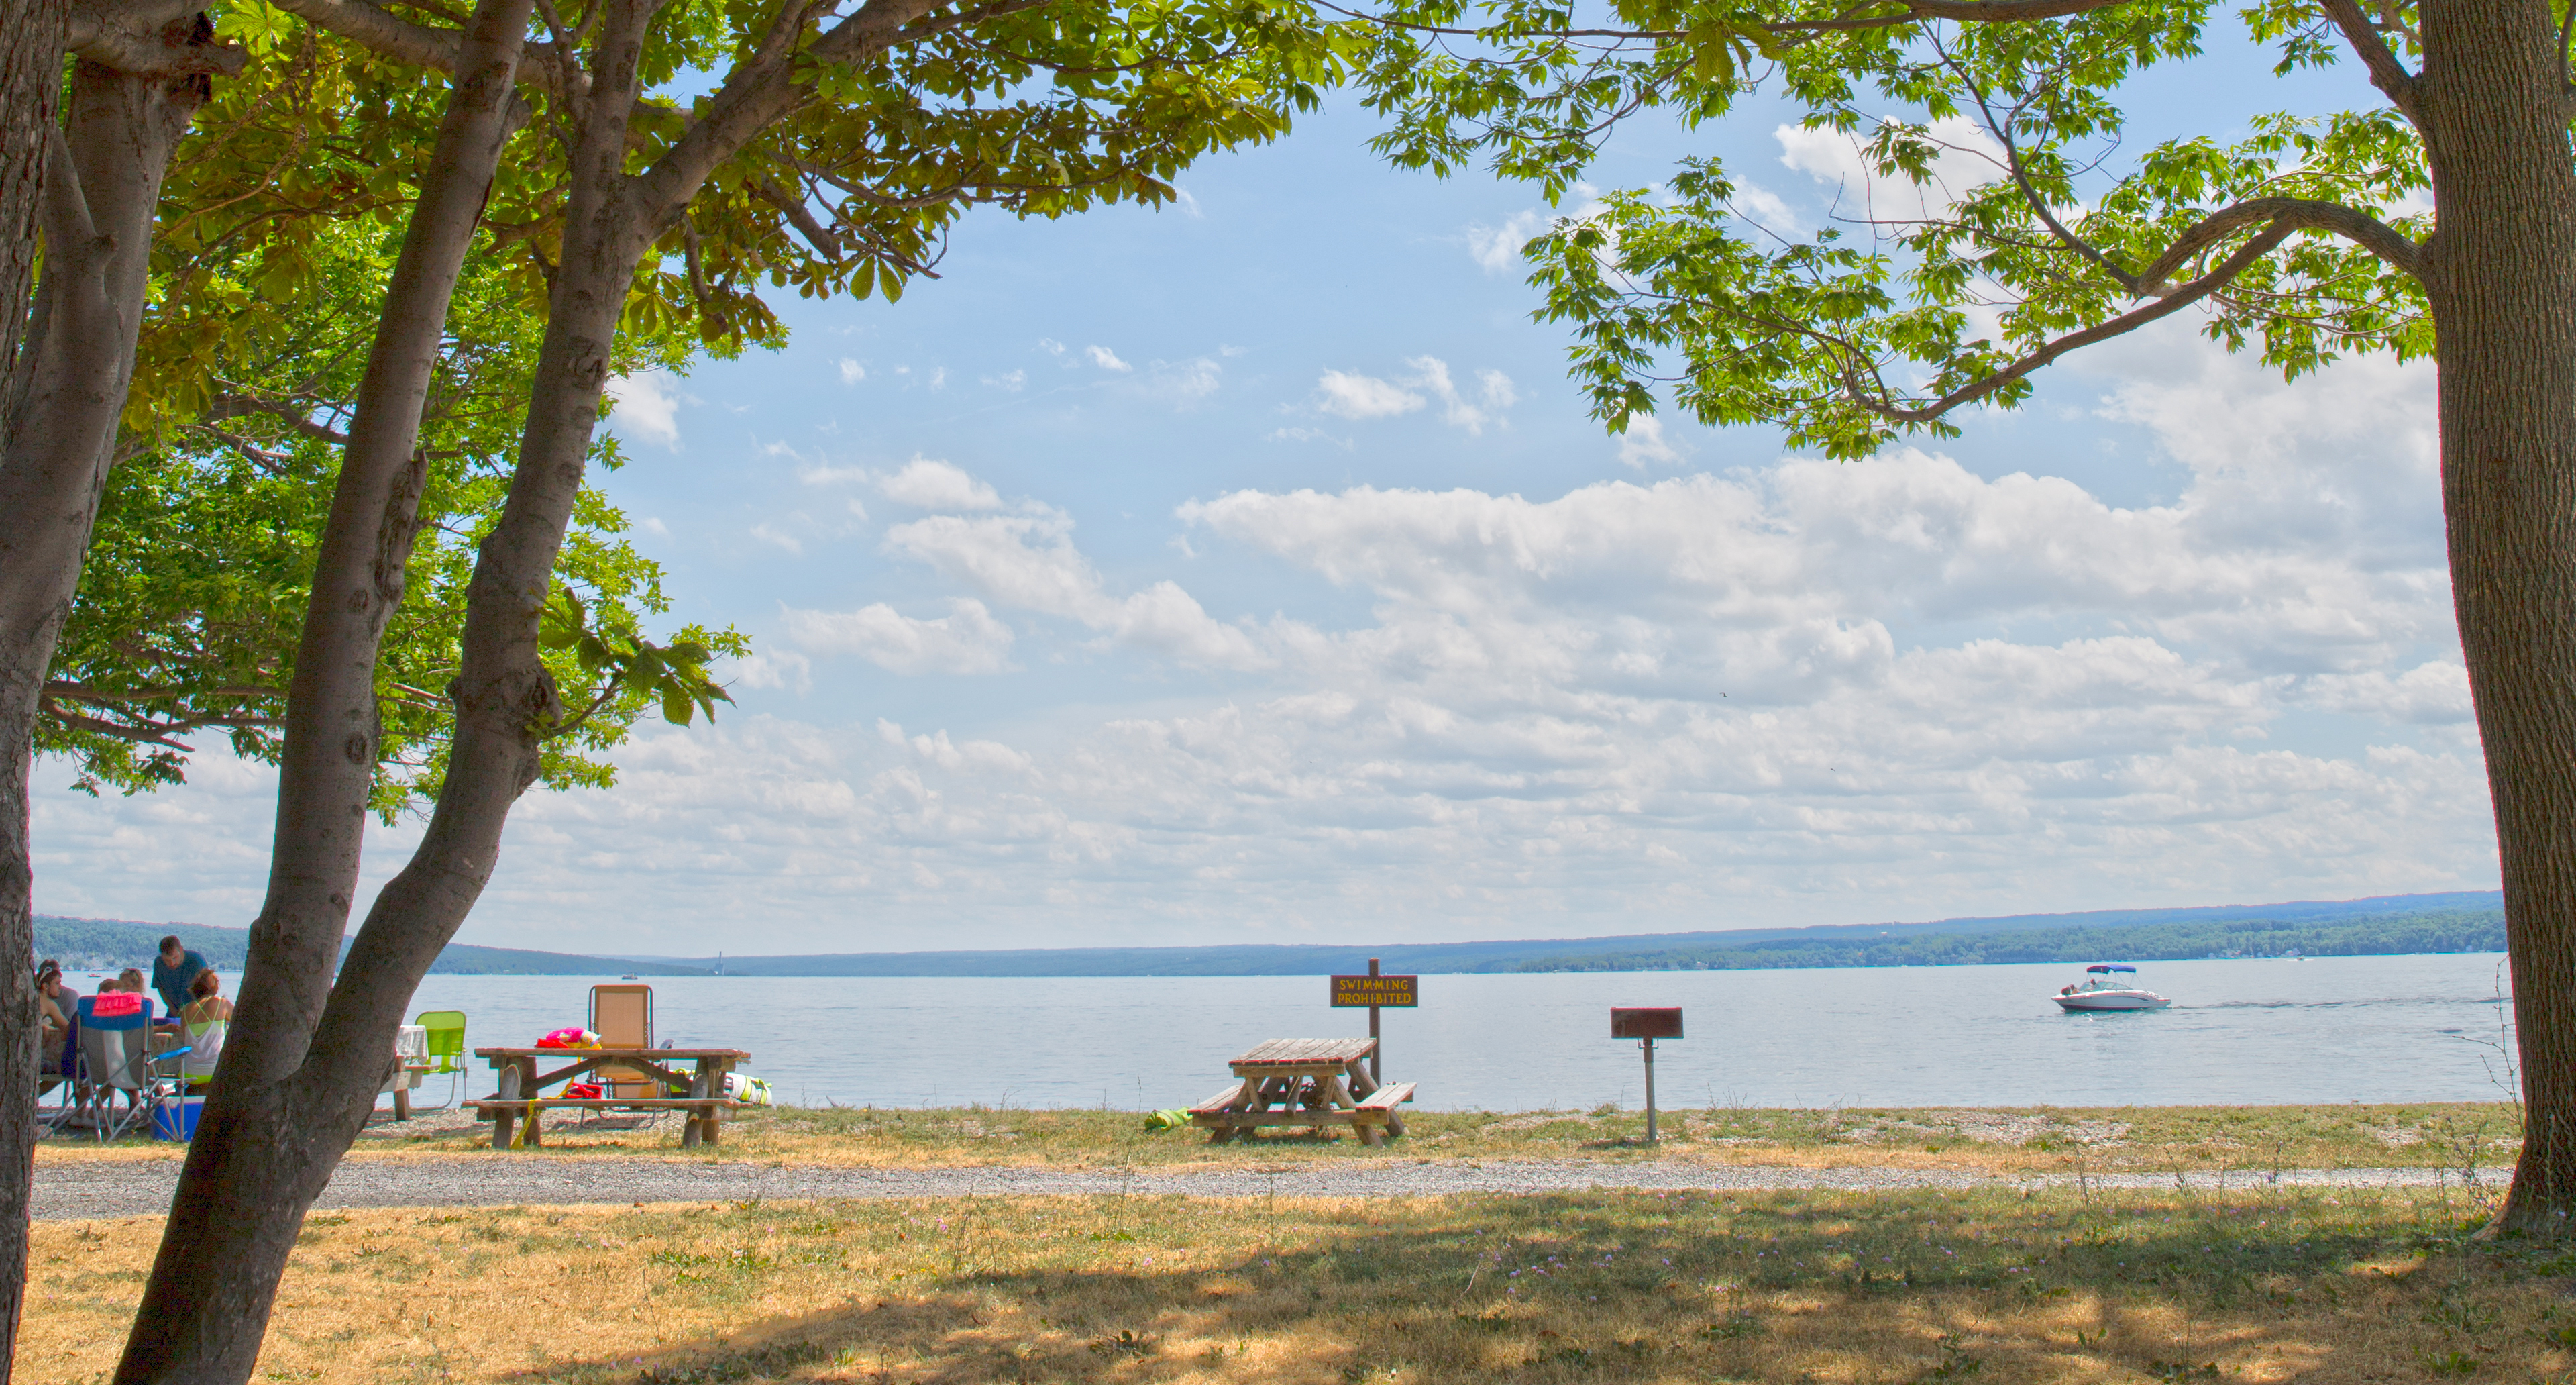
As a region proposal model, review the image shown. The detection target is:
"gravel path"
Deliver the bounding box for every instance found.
[31,1158,2468,1221]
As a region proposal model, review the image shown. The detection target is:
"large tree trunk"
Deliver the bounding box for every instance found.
[2416,0,2576,1233]
[105,2,535,1377]
[0,43,207,1380]
[0,0,64,379]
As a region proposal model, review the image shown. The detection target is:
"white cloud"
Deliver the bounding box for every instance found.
[838,359,866,385]
[877,458,1004,511]
[1142,357,1222,403]
[885,511,1269,670]
[1085,345,1132,372]
[985,369,1027,392]
[749,523,803,556]
[1775,117,2003,225]
[1729,181,1801,235]
[1465,209,1546,272]
[1313,358,1513,433]
[605,372,682,449]
[724,648,812,694]
[1615,415,1681,468]
[784,599,1016,676]
[1313,370,1423,421]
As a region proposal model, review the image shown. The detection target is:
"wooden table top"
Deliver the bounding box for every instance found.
[1230,1037,1377,1067]
[475,1047,749,1060]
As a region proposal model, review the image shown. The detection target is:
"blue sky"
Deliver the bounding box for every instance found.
[31,28,2493,956]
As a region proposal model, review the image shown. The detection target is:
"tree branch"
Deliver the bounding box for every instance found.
[259,0,570,94]
[204,391,355,445]
[2314,0,2421,117]
[2135,195,2420,285]
[1838,223,2296,424]
[750,176,843,258]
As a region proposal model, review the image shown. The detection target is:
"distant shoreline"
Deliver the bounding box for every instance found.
[32,890,2508,977]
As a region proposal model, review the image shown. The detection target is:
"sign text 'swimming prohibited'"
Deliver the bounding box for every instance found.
[1331,974,1419,1007]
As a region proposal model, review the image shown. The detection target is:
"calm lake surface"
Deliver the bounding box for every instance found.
[378,953,2520,1112]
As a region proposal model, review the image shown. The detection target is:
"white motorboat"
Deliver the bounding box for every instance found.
[2053,964,2171,1011]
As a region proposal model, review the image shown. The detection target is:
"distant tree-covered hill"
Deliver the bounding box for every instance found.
[651,892,2505,976]
[1507,908,2506,972]
[31,890,2507,979]
[29,915,711,976]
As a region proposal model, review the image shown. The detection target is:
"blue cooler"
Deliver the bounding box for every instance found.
[152,1096,203,1142]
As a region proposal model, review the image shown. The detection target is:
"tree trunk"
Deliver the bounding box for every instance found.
[2415,0,2576,1233]
[104,3,535,1378]
[0,0,64,380]
[0,44,207,1380]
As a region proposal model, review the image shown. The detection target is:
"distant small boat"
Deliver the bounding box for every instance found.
[2053,964,2171,1011]
[621,973,639,980]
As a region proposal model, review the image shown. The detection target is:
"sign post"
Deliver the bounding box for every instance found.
[1330,960,1419,1084]
[1609,1008,1684,1143]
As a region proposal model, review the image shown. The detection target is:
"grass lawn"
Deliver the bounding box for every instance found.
[32,1100,2513,1173]
[18,1181,2576,1384]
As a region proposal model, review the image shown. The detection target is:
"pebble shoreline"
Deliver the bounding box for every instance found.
[31,1158,2463,1221]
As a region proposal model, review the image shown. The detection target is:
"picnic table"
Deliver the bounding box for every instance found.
[1188,1037,1415,1146]
[470,1046,747,1149]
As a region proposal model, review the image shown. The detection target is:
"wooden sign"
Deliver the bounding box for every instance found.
[1610,1007,1684,1039]
[1332,974,1419,1007]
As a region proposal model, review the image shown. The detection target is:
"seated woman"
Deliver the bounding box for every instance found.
[32,961,68,1086]
[180,970,231,1090]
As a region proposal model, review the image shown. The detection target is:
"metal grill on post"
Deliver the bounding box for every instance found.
[1609,1007,1684,1143]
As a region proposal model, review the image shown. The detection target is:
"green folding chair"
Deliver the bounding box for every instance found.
[413,1010,469,1110]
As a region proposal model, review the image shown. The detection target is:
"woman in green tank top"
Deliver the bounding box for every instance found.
[180,969,232,1088]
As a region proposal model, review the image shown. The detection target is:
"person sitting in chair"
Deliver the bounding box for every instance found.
[32,961,69,1085]
[33,960,68,1045]
[179,970,231,1090]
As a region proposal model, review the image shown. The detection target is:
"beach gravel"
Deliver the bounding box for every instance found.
[31,1158,2462,1221]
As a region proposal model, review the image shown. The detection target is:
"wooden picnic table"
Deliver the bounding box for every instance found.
[1189,1037,1415,1146]
[470,1046,748,1149]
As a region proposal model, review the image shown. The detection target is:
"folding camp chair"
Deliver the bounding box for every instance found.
[413,1010,468,1110]
[73,994,154,1141]
[588,985,655,1118]
[142,1030,194,1138]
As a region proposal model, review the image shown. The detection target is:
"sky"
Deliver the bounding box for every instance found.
[29,30,2496,957]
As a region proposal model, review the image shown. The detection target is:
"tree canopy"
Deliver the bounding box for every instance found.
[1352,0,2430,455]
[39,21,743,819]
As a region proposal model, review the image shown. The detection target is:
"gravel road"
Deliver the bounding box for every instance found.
[31,1158,2465,1221]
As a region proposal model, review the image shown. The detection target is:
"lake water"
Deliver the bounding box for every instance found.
[374,953,2521,1112]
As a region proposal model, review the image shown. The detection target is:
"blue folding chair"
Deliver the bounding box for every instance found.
[72,993,154,1141]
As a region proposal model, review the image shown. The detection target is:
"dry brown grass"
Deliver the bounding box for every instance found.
[17,1180,2574,1385]
[35,1101,2524,1174]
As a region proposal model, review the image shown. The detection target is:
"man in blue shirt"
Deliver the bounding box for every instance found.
[151,935,209,1021]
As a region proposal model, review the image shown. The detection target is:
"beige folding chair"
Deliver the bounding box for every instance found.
[588,984,655,1109]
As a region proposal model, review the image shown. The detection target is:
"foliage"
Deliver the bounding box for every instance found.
[1351,0,2430,454]
[462,0,1364,358]
[38,27,745,819]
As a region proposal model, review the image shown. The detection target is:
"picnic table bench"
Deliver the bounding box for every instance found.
[470,1046,747,1149]
[1189,1037,1415,1146]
